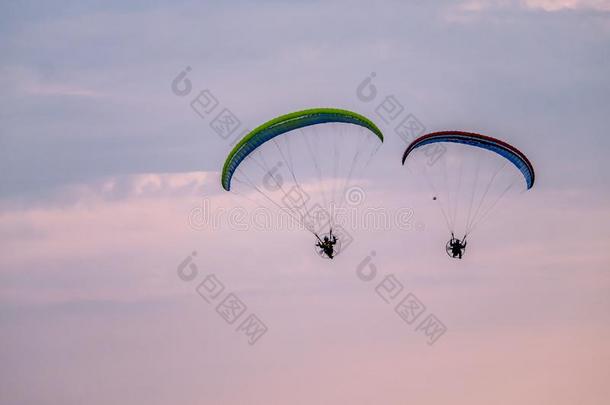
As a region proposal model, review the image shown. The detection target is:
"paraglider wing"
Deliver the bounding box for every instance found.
[402,131,535,189]
[222,108,384,191]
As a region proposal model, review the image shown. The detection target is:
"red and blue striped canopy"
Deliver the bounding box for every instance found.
[402,131,535,189]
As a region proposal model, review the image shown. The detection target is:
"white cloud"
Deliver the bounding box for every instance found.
[447,0,610,17]
[523,0,610,11]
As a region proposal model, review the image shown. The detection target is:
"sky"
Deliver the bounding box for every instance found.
[1,0,609,404]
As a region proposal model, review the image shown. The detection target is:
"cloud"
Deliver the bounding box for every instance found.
[450,0,610,14]
[523,0,610,11]
[1,2,609,403]
[25,82,103,97]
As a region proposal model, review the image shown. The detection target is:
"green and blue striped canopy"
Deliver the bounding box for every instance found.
[221,108,383,191]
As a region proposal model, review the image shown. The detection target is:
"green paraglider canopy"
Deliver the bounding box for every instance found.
[221,108,383,191]
[219,107,383,258]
